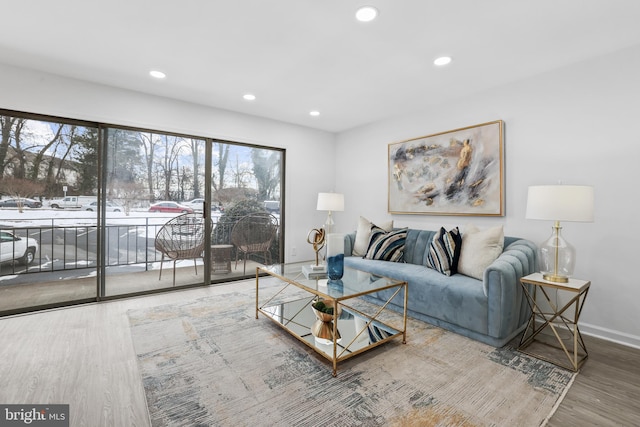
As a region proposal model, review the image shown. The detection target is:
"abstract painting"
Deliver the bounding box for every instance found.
[388,120,504,216]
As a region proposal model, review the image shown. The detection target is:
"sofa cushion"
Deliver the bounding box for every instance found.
[426,227,462,276]
[353,216,394,256]
[458,224,504,280]
[364,227,407,262]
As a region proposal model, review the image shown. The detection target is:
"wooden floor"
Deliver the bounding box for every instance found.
[0,281,638,427]
[547,334,640,426]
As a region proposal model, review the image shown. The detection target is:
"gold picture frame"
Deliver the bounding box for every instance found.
[388,120,504,216]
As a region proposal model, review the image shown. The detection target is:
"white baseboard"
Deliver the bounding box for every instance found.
[579,322,640,350]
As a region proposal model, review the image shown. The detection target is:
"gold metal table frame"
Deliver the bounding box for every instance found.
[255,263,408,377]
[518,272,590,371]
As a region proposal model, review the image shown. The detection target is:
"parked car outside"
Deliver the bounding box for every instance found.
[81,201,123,212]
[0,230,39,265]
[181,198,223,212]
[182,198,205,212]
[148,201,194,214]
[0,198,42,208]
[263,200,280,213]
[48,195,96,209]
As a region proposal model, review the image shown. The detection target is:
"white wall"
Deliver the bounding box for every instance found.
[0,62,335,264]
[335,44,640,348]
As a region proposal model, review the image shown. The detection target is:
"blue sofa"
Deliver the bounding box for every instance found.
[343,229,537,347]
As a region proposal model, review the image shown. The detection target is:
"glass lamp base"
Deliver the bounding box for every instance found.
[538,224,575,283]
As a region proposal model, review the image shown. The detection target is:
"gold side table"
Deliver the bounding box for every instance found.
[518,272,590,371]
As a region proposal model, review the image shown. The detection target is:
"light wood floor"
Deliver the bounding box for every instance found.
[0,280,638,427]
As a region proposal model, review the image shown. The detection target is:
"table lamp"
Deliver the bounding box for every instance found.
[526,185,594,283]
[317,192,344,234]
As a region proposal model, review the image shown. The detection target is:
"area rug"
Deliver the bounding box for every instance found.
[127,280,575,427]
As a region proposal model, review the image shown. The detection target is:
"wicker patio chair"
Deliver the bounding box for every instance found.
[155,213,208,286]
[231,213,279,273]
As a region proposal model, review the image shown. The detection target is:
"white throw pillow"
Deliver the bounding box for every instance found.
[457,224,504,280]
[353,216,393,256]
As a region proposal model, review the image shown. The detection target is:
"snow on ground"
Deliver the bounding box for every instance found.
[0,208,238,286]
[0,209,222,228]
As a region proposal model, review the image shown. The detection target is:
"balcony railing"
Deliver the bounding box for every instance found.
[0,214,279,278]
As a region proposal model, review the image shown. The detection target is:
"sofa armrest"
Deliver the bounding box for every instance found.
[483,239,538,340]
[344,232,356,256]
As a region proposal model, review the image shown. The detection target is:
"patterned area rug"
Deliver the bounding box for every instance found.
[128,280,575,427]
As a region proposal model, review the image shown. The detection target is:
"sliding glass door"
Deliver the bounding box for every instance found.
[0,111,99,313]
[209,142,283,276]
[0,109,284,314]
[102,128,208,296]
[101,131,284,296]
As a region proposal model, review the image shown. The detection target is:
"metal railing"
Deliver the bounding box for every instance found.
[0,214,279,277]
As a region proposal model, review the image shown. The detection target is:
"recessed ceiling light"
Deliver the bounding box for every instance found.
[243,93,256,101]
[434,56,452,66]
[309,111,320,117]
[355,6,378,22]
[149,70,166,79]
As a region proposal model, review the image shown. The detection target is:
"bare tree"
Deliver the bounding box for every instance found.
[29,123,64,181]
[190,139,201,199]
[230,153,253,189]
[179,166,192,201]
[53,126,79,183]
[213,141,230,194]
[6,119,27,179]
[156,135,185,200]
[106,128,143,197]
[109,179,147,215]
[216,187,257,207]
[0,177,45,213]
[0,116,18,176]
[251,148,281,201]
[141,132,159,202]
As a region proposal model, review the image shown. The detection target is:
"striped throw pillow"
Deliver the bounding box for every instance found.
[426,227,462,276]
[364,227,407,262]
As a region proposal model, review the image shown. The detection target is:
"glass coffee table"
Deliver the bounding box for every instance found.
[255,262,407,376]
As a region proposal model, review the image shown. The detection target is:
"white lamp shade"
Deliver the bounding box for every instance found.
[317,193,344,212]
[526,185,594,222]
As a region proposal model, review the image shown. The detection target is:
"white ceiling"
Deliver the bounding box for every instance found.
[2,0,640,133]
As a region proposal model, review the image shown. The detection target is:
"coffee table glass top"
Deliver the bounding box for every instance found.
[258,262,405,301]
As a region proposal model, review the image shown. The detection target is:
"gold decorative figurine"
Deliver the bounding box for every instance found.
[306,228,326,268]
